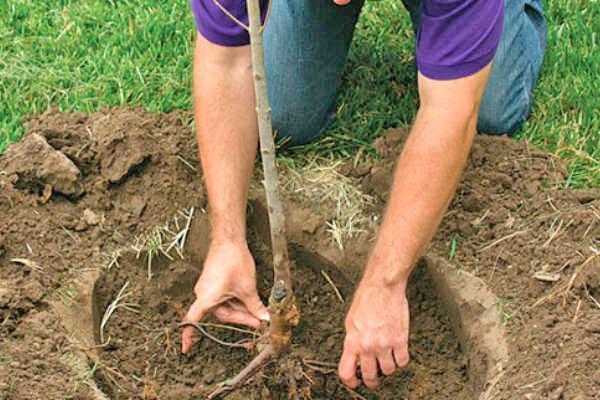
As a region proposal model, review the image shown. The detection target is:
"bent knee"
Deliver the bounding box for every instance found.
[477,94,532,136]
[271,102,334,146]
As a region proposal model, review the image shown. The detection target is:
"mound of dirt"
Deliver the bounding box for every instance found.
[0,109,598,399]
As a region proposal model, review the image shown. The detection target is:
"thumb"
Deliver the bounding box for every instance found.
[241,293,270,323]
[181,299,206,354]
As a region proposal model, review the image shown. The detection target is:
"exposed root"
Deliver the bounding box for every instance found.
[286,361,300,400]
[178,322,256,350]
[342,386,368,400]
[207,345,275,399]
[302,359,337,375]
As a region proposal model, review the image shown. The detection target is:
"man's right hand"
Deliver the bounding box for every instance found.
[181,240,269,354]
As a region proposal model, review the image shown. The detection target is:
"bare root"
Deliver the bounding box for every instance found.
[207,345,276,399]
[178,322,255,349]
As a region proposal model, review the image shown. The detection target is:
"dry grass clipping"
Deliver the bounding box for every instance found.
[279,156,374,249]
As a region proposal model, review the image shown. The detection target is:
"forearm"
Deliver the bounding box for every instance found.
[364,67,491,288]
[193,34,257,244]
[365,105,477,287]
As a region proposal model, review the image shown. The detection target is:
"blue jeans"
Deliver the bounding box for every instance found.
[263,0,547,145]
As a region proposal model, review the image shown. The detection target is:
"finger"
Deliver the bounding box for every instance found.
[333,0,351,5]
[377,350,396,376]
[240,292,270,322]
[338,345,360,388]
[228,299,268,324]
[213,305,262,329]
[181,299,207,354]
[359,355,380,389]
[393,346,410,368]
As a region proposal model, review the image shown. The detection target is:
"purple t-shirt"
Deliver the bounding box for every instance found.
[191,0,504,80]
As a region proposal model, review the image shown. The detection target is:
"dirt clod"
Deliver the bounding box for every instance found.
[0,133,83,197]
[82,208,102,226]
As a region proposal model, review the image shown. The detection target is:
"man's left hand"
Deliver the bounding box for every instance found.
[338,279,410,389]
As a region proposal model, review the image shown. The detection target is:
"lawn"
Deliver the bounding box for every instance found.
[0,0,598,187]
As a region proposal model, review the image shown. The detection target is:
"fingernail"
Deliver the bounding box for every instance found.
[261,312,270,322]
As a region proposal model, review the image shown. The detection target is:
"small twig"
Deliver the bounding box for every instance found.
[302,359,337,368]
[532,251,600,308]
[176,155,197,172]
[572,299,582,323]
[178,322,251,349]
[60,224,80,243]
[300,369,315,385]
[517,375,546,390]
[342,385,368,400]
[212,0,249,31]
[208,346,275,399]
[562,252,599,305]
[589,293,600,310]
[479,229,529,252]
[480,370,507,400]
[259,0,272,34]
[197,321,258,336]
[99,362,131,392]
[321,270,345,304]
[542,218,564,248]
[302,359,337,375]
[105,248,124,270]
[287,363,300,400]
[11,258,43,272]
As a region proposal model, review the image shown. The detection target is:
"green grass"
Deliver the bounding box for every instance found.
[1,0,598,187]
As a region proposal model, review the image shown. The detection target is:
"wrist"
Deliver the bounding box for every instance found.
[362,248,412,290]
[211,232,247,248]
[210,217,247,247]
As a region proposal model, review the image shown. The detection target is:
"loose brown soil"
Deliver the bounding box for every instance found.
[93,222,470,400]
[0,108,598,399]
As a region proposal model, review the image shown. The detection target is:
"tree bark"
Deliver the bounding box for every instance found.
[246,0,297,350]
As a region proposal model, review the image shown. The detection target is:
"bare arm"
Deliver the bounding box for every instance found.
[182,34,268,354]
[367,64,492,285]
[339,63,492,388]
[194,34,257,244]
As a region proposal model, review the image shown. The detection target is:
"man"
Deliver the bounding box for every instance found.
[180,0,546,390]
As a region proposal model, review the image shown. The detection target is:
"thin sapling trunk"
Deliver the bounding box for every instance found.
[246,0,298,351]
[204,0,299,398]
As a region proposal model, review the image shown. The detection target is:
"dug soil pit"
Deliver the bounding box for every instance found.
[92,213,474,400]
[0,108,598,399]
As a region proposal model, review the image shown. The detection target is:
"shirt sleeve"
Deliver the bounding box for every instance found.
[416,0,504,80]
[190,0,269,47]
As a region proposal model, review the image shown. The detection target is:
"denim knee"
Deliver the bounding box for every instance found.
[271,100,334,146]
[476,0,546,136]
[477,93,531,136]
[263,1,363,146]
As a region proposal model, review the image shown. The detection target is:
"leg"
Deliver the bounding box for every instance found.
[401,0,547,136]
[477,0,547,135]
[264,0,364,145]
